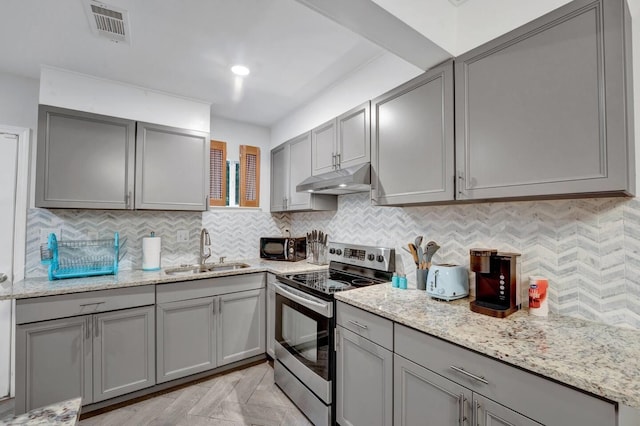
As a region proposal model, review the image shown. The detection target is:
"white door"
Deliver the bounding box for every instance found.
[0,132,19,398]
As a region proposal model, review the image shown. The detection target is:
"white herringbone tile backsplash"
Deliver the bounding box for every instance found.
[24,193,640,329]
[289,193,640,329]
[25,208,290,278]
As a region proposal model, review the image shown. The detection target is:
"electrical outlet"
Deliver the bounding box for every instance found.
[177,230,189,242]
[40,228,61,243]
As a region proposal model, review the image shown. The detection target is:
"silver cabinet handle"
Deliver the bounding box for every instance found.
[336,153,341,169]
[94,316,99,338]
[85,317,90,340]
[126,190,133,209]
[457,172,464,197]
[348,320,368,330]
[331,153,335,169]
[450,366,489,385]
[79,301,105,307]
[0,273,6,283]
[458,393,466,426]
[474,400,481,426]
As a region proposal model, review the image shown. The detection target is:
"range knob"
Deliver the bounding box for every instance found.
[376,255,385,262]
[367,253,375,261]
[329,248,336,254]
[336,249,343,256]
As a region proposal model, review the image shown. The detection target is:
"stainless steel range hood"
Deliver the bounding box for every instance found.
[296,163,371,195]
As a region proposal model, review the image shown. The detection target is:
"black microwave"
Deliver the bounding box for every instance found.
[260,237,307,262]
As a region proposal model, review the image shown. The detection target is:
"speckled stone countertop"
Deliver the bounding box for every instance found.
[335,284,640,408]
[0,259,327,300]
[0,397,81,425]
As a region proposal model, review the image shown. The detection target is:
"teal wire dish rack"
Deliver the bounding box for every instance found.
[40,232,127,280]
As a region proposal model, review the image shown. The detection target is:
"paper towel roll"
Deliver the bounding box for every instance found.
[142,236,161,271]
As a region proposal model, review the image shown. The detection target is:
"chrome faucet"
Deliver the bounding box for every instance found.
[199,228,211,269]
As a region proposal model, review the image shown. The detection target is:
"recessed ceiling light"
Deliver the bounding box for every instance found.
[231,65,250,76]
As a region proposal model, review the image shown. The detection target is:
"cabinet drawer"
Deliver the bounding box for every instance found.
[395,324,616,426]
[156,273,265,304]
[336,301,393,350]
[16,285,155,324]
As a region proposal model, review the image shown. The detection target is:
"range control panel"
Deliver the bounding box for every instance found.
[328,242,395,272]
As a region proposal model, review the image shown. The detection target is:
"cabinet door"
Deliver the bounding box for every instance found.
[270,144,289,212]
[156,297,217,383]
[288,132,313,210]
[312,119,337,175]
[372,60,455,205]
[15,316,92,413]
[338,102,370,170]
[93,306,155,402]
[266,281,276,359]
[336,326,393,426]
[217,289,266,366]
[35,105,135,209]
[455,0,634,200]
[474,394,542,426]
[394,354,471,426]
[135,122,209,210]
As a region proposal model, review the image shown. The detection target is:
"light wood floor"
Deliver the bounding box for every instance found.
[1,361,313,426]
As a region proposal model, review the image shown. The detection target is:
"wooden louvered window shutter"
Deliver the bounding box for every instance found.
[209,140,227,206]
[239,145,260,207]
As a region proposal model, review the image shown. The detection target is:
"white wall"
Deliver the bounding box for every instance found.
[270,51,423,147]
[210,116,271,209]
[39,67,211,132]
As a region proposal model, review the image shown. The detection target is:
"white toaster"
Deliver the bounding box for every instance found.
[426,264,469,301]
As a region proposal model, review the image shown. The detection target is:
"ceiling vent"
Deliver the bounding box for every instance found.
[84,1,131,44]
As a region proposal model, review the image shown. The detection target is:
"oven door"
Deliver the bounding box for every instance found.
[273,281,333,403]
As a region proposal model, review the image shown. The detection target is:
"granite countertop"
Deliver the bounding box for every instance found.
[0,397,81,425]
[0,259,328,300]
[335,284,640,408]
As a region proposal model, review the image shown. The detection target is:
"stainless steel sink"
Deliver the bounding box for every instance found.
[164,262,250,275]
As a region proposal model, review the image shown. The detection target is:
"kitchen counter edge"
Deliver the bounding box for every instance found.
[0,259,327,300]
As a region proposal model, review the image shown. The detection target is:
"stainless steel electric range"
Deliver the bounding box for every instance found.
[273,242,395,426]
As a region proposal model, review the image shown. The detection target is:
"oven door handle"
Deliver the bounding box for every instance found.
[273,282,333,318]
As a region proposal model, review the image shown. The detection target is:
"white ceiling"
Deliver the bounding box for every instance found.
[0,0,391,126]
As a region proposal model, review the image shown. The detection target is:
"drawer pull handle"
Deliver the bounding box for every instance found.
[348,320,368,329]
[450,365,489,385]
[79,302,105,307]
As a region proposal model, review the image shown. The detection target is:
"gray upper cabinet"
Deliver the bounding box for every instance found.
[311,101,371,175]
[135,121,209,211]
[35,105,210,211]
[270,132,337,212]
[455,0,634,200]
[372,60,455,206]
[36,105,135,209]
[311,119,337,175]
[337,102,371,170]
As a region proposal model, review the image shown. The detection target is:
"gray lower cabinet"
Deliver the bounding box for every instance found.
[336,326,393,426]
[135,121,209,211]
[92,306,155,402]
[15,305,155,413]
[35,105,135,209]
[270,132,337,212]
[156,297,217,383]
[455,0,634,200]
[371,59,455,206]
[394,354,471,426]
[16,316,92,412]
[474,394,542,426]
[217,288,266,366]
